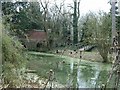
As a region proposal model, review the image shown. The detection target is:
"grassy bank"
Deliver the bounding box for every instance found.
[49,49,103,62]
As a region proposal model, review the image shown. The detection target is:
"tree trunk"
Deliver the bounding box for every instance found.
[98,49,108,63]
[97,42,109,63]
[73,1,78,44]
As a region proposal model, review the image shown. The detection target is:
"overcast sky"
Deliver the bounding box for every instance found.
[50,0,111,16]
[79,0,111,15]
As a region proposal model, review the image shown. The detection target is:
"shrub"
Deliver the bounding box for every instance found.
[2,31,27,88]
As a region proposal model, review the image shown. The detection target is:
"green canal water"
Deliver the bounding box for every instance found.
[27,51,115,88]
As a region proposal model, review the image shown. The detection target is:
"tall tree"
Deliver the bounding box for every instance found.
[2,2,44,36]
[79,12,111,62]
[116,16,120,31]
[96,12,111,62]
[2,2,29,35]
[73,0,80,44]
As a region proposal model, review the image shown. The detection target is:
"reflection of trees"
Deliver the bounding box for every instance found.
[80,66,95,86]
[95,70,109,88]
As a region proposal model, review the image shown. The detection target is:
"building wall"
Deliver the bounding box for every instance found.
[22,39,48,51]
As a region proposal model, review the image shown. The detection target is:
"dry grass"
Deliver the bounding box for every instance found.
[51,49,103,62]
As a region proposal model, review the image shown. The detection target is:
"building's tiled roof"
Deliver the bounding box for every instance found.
[27,30,47,41]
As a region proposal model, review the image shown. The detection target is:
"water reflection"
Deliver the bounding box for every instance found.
[78,65,95,88]
[67,59,110,88]
[51,56,111,88]
[70,60,74,74]
[28,52,114,88]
